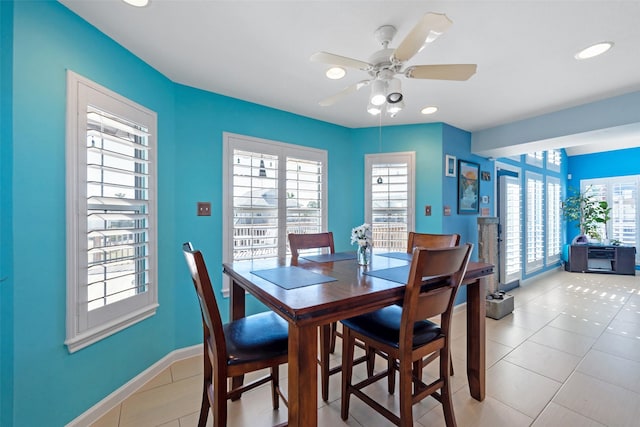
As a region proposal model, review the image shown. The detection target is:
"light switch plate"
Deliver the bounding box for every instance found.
[197,202,211,216]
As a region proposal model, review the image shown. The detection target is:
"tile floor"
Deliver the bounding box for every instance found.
[92,270,640,426]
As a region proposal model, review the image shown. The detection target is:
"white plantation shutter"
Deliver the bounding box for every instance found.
[526,171,544,273]
[546,176,561,263]
[223,133,327,294]
[365,152,415,252]
[66,71,157,352]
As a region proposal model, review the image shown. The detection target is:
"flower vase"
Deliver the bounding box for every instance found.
[357,245,371,266]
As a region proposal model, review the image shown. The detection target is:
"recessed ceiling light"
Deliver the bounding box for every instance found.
[421,106,438,115]
[325,67,346,80]
[122,0,149,7]
[575,42,613,60]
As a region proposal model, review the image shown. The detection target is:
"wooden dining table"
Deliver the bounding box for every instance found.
[223,252,494,427]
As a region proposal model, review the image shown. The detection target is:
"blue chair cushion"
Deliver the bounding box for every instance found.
[224,311,289,366]
[341,305,442,350]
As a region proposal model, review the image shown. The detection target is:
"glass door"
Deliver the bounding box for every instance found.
[498,169,522,286]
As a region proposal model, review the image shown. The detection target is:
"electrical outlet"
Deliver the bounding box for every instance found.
[197,202,211,216]
[425,205,432,216]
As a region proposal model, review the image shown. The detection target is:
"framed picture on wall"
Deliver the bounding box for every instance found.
[457,159,480,214]
[445,154,456,177]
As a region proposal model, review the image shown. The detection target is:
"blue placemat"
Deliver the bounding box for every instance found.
[364,265,410,284]
[377,252,413,261]
[251,266,337,289]
[301,252,357,262]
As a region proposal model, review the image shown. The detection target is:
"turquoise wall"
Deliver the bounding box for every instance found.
[1,1,15,425]
[1,1,497,425]
[567,146,640,244]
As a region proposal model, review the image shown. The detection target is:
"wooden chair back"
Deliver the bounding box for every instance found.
[406,232,460,253]
[182,242,227,362]
[401,244,473,345]
[288,232,335,262]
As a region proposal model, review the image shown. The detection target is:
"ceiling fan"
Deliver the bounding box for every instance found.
[310,12,477,116]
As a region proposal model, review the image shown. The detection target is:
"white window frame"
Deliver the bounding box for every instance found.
[525,171,544,274]
[525,151,544,168]
[546,149,562,172]
[65,71,158,353]
[546,176,562,264]
[222,132,328,295]
[364,152,415,252]
[582,175,640,263]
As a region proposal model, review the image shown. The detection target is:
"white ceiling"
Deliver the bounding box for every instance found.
[59,0,640,154]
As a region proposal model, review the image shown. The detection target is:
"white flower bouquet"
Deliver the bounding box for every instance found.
[351,223,372,265]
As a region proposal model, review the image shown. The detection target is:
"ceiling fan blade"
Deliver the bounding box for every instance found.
[405,64,477,81]
[392,12,453,63]
[310,51,372,71]
[319,80,371,106]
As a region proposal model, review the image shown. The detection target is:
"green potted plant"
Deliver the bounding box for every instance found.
[563,187,611,243]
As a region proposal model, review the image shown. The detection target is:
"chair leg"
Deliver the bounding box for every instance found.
[387,355,396,394]
[398,359,414,427]
[271,365,280,410]
[340,326,355,420]
[212,372,227,427]
[441,348,457,427]
[319,324,332,401]
[330,321,338,353]
[197,385,210,427]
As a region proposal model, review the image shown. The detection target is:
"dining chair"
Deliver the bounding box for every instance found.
[407,231,460,253]
[340,244,473,427]
[182,242,288,427]
[406,231,461,374]
[288,231,344,401]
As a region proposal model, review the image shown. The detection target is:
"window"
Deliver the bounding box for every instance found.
[66,71,157,353]
[525,151,544,168]
[583,176,639,262]
[223,133,327,293]
[547,149,562,172]
[546,176,561,264]
[365,152,415,252]
[525,171,544,273]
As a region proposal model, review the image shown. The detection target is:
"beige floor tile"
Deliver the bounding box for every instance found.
[547,312,608,338]
[606,317,640,338]
[615,303,640,324]
[592,331,640,362]
[119,375,202,427]
[136,368,173,393]
[577,349,640,393]
[485,321,536,347]
[504,340,581,382]
[157,420,180,427]
[529,325,596,357]
[90,404,121,427]
[554,371,640,427]
[498,307,558,331]
[416,389,533,427]
[171,355,203,382]
[532,402,605,427]
[486,360,561,418]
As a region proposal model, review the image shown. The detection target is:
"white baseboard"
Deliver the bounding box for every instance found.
[66,344,201,427]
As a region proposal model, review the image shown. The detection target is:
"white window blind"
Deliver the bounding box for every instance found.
[499,173,522,284]
[66,71,158,353]
[223,133,327,294]
[547,149,562,172]
[526,171,544,273]
[583,176,639,262]
[365,152,415,252]
[546,176,561,263]
[526,151,544,168]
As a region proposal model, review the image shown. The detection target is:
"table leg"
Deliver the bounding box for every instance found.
[229,279,246,395]
[466,277,486,401]
[288,323,318,427]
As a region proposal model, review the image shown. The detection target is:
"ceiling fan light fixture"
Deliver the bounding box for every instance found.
[367,102,382,116]
[421,106,438,115]
[575,42,613,60]
[325,66,346,80]
[386,78,403,104]
[387,99,404,117]
[122,0,150,7]
[370,80,387,106]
